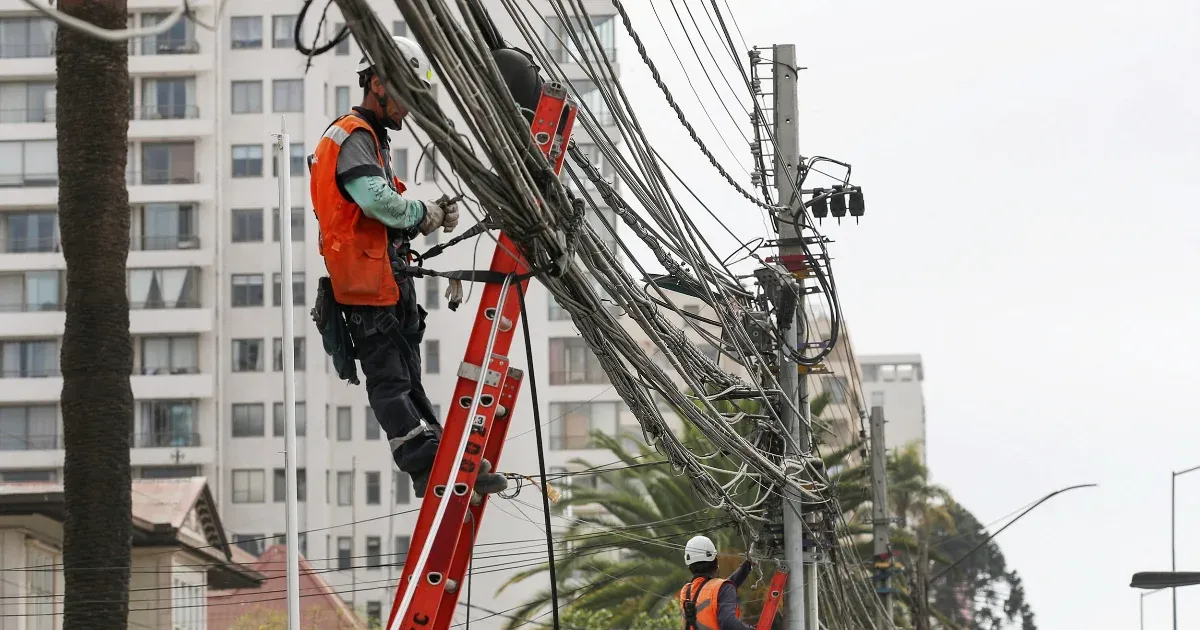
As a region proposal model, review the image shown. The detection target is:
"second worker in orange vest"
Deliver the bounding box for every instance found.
[679,535,754,630]
[308,36,508,501]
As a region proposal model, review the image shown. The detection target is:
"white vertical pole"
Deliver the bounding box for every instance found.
[275,117,302,630]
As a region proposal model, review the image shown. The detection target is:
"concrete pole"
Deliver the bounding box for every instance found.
[275,117,301,630]
[870,406,892,627]
[773,43,812,630]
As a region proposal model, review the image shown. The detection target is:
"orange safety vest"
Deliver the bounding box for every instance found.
[308,114,409,307]
[679,577,741,630]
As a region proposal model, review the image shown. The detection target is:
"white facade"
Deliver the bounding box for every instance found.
[0,0,625,625]
[858,353,927,462]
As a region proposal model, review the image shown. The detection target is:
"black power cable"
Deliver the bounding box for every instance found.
[516,282,561,629]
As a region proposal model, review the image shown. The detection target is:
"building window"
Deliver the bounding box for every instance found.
[232,208,263,242]
[542,15,616,63]
[394,535,410,566]
[334,23,350,55]
[0,17,56,59]
[336,537,352,570]
[271,144,307,178]
[393,148,409,181]
[128,267,199,309]
[139,335,198,375]
[272,402,308,437]
[365,472,380,505]
[897,364,916,381]
[231,80,263,113]
[139,77,195,120]
[549,338,606,385]
[271,207,305,241]
[0,339,58,378]
[336,407,352,441]
[135,400,197,447]
[0,81,57,123]
[231,144,263,177]
[422,147,438,181]
[422,341,440,375]
[334,85,350,113]
[366,601,382,626]
[232,469,266,503]
[2,210,56,253]
[231,274,264,307]
[232,534,264,556]
[573,80,614,126]
[364,407,380,440]
[26,544,56,630]
[822,376,848,405]
[272,272,306,306]
[0,470,57,482]
[0,405,57,451]
[880,365,896,381]
[232,338,264,372]
[272,79,304,112]
[860,364,878,382]
[170,579,204,630]
[0,139,58,186]
[336,471,353,506]
[870,391,885,407]
[133,203,197,251]
[0,270,62,312]
[366,536,382,569]
[272,15,297,49]
[139,141,196,184]
[394,471,410,504]
[273,468,307,502]
[421,276,439,309]
[548,401,619,450]
[136,12,196,56]
[231,403,265,437]
[273,337,306,372]
[229,15,261,48]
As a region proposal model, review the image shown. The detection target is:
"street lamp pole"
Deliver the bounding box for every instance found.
[1171,464,1200,630]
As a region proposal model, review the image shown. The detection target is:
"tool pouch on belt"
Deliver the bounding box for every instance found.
[311,276,360,385]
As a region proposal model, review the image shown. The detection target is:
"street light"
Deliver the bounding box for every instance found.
[1172,464,1200,629]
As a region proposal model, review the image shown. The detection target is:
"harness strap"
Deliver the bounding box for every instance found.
[682,577,710,630]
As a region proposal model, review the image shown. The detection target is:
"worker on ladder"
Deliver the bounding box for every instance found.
[308,35,508,500]
[680,535,755,630]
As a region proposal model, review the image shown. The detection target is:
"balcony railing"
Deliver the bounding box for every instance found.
[0,300,63,313]
[1,236,59,254]
[135,38,200,56]
[0,173,58,188]
[0,434,61,451]
[0,43,55,59]
[131,234,200,251]
[129,298,201,310]
[136,365,200,376]
[126,170,200,185]
[131,432,200,448]
[0,366,60,378]
[0,108,55,124]
[132,104,200,121]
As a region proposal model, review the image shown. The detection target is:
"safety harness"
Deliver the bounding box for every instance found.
[682,576,711,630]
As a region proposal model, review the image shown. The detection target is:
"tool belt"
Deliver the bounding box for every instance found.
[311,276,360,385]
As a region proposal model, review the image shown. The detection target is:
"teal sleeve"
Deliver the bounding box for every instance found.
[344,175,427,230]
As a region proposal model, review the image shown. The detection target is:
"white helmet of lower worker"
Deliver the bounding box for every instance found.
[356,35,432,86]
[684,535,718,566]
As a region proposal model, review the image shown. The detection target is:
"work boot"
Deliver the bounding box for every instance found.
[410,459,508,503]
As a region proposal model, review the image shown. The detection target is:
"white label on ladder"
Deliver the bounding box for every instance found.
[457,361,502,386]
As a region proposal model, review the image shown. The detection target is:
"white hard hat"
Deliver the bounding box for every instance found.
[684,535,718,566]
[357,35,432,87]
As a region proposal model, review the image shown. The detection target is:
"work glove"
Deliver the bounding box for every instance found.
[418,194,460,236]
[445,278,464,311]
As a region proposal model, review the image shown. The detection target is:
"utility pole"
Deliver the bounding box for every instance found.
[773,42,813,630]
[869,406,892,628]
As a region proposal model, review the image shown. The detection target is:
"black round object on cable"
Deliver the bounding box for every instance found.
[491,47,543,124]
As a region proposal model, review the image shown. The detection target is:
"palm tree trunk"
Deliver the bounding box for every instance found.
[55,1,134,628]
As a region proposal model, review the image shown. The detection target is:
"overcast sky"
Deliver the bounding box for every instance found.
[603,0,1200,627]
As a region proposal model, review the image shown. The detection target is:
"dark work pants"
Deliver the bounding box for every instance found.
[347,275,441,476]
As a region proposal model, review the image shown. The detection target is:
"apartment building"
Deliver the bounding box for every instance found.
[0,0,624,624]
[858,353,927,463]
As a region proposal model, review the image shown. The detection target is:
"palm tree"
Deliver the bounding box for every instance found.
[56,1,135,628]
[498,393,839,628]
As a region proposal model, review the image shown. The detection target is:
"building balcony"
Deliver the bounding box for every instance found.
[0,373,60,403]
[128,42,213,75]
[0,46,54,78]
[129,106,214,139]
[0,433,60,452]
[130,234,201,251]
[127,171,211,205]
[130,431,200,448]
[131,372,213,399]
[129,307,212,335]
